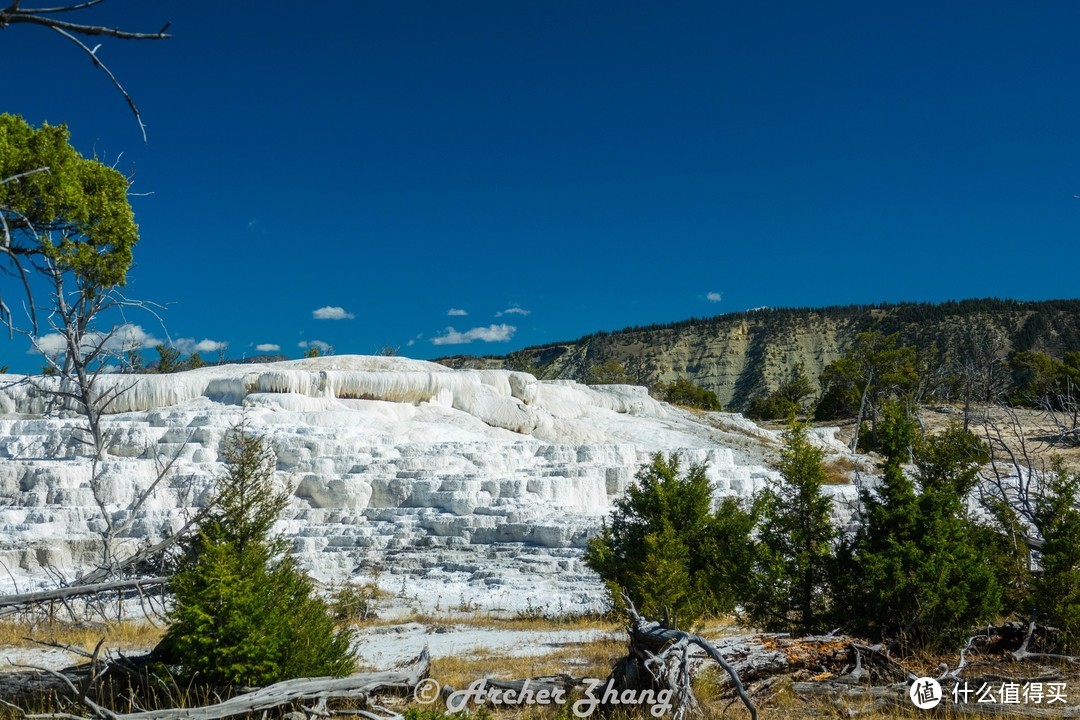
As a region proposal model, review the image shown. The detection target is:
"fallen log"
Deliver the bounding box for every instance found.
[5,648,429,720]
[0,577,169,613]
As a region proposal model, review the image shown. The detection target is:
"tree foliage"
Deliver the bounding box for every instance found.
[1032,458,1080,653]
[656,378,722,411]
[1010,350,1080,407]
[747,364,814,420]
[815,332,919,451]
[745,420,836,635]
[590,359,635,385]
[0,113,138,331]
[157,426,355,687]
[836,405,1000,651]
[584,453,754,628]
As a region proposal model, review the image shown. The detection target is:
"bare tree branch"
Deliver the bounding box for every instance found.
[0,577,168,613]
[0,1,170,140]
[49,27,148,143]
[0,3,170,40]
[13,0,107,14]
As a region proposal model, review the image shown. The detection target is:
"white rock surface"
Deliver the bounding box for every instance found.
[0,356,856,613]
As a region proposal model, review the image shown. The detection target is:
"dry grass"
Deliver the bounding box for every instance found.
[0,618,163,652]
[823,455,864,484]
[919,404,1080,471]
[357,611,620,633]
[0,614,1004,720]
[429,636,627,690]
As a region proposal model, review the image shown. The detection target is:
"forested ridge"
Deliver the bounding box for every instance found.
[438,298,1080,410]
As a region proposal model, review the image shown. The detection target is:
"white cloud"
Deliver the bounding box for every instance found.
[29,323,163,356]
[195,339,227,353]
[706,292,723,303]
[431,324,516,346]
[174,338,228,355]
[312,306,355,320]
[30,334,68,356]
[298,340,334,353]
[495,307,530,317]
[446,308,468,316]
[255,343,281,352]
[110,324,164,351]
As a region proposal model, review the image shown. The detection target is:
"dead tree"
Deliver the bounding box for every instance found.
[608,598,758,720]
[0,1,171,141]
[977,404,1045,546]
[18,259,187,591]
[0,252,192,618]
[1039,380,1080,448]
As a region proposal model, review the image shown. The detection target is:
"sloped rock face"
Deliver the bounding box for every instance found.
[450,299,1080,411]
[0,356,839,613]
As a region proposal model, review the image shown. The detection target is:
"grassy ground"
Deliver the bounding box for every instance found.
[0,618,163,652]
[1,612,1069,719]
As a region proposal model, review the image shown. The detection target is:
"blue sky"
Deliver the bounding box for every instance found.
[3,1,1080,371]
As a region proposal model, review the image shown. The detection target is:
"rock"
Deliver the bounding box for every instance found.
[0,356,858,613]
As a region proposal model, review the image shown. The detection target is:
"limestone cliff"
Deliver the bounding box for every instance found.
[438,299,1080,410]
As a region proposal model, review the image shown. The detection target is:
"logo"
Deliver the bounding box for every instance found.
[414,678,441,704]
[910,677,942,710]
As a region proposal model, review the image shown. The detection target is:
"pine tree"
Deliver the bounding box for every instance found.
[584,453,755,628]
[634,525,694,623]
[839,404,1000,651]
[745,420,836,635]
[1033,458,1080,652]
[156,425,354,687]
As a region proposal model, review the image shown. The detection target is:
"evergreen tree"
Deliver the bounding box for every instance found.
[154,344,183,373]
[633,525,694,623]
[745,420,836,635]
[0,114,138,294]
[838,405,1000,651]
[749,364,817,420]
[814,332,919,451]
[590,359,635,385]
[584,453,754,627]
[1033,458,1080,652]
[157,425,354,687]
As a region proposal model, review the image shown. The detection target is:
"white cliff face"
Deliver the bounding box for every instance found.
[0,356,830,613]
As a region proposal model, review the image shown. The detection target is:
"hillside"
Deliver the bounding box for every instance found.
[0,356,815,612]
[436,299,1080,410]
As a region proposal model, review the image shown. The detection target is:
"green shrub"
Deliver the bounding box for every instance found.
[584,453,755,628]
[590,359,635,384]
[156,425,354,687]
[747,365,815,420]
[657,378,722,411]
[745,394,798,421]
[836,406,1000,651]
[330,581,382,623]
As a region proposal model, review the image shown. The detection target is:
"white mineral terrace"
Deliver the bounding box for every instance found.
[0,356,855,613]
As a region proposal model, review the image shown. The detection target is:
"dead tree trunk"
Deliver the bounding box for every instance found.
[607,600,757,720]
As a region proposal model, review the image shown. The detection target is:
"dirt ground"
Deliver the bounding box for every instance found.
[811,403,1080,473]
